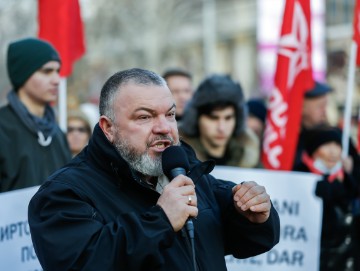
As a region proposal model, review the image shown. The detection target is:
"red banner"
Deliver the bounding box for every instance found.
[357,111,360,153]
[38,0,85,77]
[352,0,360,153]
[354,0,360,66]
[262,0,314,170]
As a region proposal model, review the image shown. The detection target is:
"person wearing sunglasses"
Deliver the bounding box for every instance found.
[67,110,92,157]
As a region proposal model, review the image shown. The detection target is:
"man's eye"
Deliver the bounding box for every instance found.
[138,115,151,120]
[167,112,176,117]
[41,69,51,74]
[40,68,58,74]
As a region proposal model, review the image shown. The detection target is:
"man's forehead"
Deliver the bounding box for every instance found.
[304,95,327,104]
[116,83,174,107]
[120,82,169,93]
[167,74,191,82]
[211,105,235,114]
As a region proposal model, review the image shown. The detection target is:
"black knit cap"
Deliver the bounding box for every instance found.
[7,37,61,91]
[304,125,342,156]
[247,98,267,124]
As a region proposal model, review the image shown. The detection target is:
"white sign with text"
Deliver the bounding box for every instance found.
[0,168,322,271]
[0,186,41,271]
[212,167,322,271]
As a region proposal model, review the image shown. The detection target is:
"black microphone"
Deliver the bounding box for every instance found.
[162,145,194,237]
[162,145,190,180]
[162,146,196,270]
[161,146,194,236]
[162,145,194,236]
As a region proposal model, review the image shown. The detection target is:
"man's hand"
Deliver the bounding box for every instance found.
[342,156,353,174]
[232,181,271,223]
[157,175,198,232]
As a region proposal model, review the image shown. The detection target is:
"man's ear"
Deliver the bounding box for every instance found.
[99,116,115,143]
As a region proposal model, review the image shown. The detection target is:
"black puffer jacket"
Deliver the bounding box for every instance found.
[28,124,280,271]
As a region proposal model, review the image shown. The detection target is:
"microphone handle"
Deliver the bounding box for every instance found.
[169,167,186,179]
[169,168,195,235]
[169,167,196,270]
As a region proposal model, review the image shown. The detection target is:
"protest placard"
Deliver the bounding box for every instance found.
[0,186,42,271]
[212,166,322,271]
[0,167,322,271]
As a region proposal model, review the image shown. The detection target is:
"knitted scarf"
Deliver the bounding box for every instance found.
[7,90,57,146]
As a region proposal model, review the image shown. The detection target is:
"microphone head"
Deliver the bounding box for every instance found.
[162,145,190,179]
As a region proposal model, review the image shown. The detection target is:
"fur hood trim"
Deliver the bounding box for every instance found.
[179,74,247,137]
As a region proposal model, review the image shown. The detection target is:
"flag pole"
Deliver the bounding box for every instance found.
[59,78,67,132]
[342,41,357,158]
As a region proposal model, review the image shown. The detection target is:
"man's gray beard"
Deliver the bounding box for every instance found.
[114,134,177,177]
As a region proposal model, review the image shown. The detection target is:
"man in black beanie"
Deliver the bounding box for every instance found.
[0,37,71,192]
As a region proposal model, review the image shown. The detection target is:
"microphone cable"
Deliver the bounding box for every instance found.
[186,219,197,271]
[161,146,197,271]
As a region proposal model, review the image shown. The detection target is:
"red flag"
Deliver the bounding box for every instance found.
[353,0,360,66]
[262,0,314,170]
[38,0,85,77]
[352,0,360,152]
[358,110,360,154]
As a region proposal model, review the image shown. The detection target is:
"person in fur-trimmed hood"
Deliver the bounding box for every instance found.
[178,74,259,168]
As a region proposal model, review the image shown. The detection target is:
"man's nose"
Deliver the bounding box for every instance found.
[217,119,226,132]
[153,116,171,134]
[51,71,61,85]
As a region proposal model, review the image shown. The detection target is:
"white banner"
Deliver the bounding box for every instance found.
[0,186,41,271]
[0,168,322,271]
[212,166,322,271]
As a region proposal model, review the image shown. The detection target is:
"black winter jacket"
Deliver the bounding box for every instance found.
[295,162,357,247]
[0,105,71,192]
[28,124,280,271]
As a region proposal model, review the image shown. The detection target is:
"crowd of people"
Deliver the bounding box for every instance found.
[0,37,359,271]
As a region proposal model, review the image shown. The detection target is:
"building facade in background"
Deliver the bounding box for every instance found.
[0,0,358,121]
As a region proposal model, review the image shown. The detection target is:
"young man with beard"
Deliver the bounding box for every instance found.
[28,68,280,271]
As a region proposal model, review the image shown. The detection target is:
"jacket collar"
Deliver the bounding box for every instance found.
[87,124,133,181]
[180,140,215,182]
